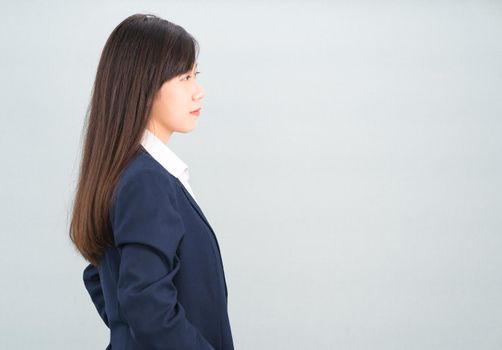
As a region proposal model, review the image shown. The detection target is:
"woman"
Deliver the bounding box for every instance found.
[69,13,234,350]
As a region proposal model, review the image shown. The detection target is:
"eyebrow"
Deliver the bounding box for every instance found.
[181,63,198,78]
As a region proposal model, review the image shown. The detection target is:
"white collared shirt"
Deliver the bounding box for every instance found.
[140,128,198,204]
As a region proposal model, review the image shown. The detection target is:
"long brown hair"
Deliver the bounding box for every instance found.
[69,13,199,266]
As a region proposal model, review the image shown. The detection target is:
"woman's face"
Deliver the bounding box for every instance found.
[147,62,205,143]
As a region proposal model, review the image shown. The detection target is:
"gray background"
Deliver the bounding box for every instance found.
[1,1,501,349]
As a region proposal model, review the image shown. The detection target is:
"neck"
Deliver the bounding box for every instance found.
[146,125,172,144]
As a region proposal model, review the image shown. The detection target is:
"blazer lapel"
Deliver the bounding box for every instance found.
[175,179,213,231]
[174,178,229,298]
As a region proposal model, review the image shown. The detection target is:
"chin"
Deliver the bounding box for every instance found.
[178,123,198,133]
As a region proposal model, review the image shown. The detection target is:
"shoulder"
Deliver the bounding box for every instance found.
[111,149,182,219]
[117,148,179,196]
[110,149,186,249]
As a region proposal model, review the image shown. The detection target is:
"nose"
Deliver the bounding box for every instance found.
[193,82,205,100]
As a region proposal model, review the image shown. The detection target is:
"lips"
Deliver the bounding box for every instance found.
[190,108,201,113]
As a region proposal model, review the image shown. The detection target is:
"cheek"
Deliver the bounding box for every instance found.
[160,94,190,124]
[154,84,192,123]
[172,92,193,116]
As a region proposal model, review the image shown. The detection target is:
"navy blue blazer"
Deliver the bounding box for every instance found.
[83,146,234,350]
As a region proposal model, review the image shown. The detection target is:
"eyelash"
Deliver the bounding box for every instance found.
[184,71,201,81]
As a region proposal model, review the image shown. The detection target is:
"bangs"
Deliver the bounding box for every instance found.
[160,30,199,81]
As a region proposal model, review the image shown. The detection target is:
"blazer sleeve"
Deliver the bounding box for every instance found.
[83,263,109,328]
[111,168,215,350]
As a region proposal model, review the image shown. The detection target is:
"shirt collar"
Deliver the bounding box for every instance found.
[140,128,190,181]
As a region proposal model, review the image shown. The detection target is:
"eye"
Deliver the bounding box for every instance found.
[184,71,201,81]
